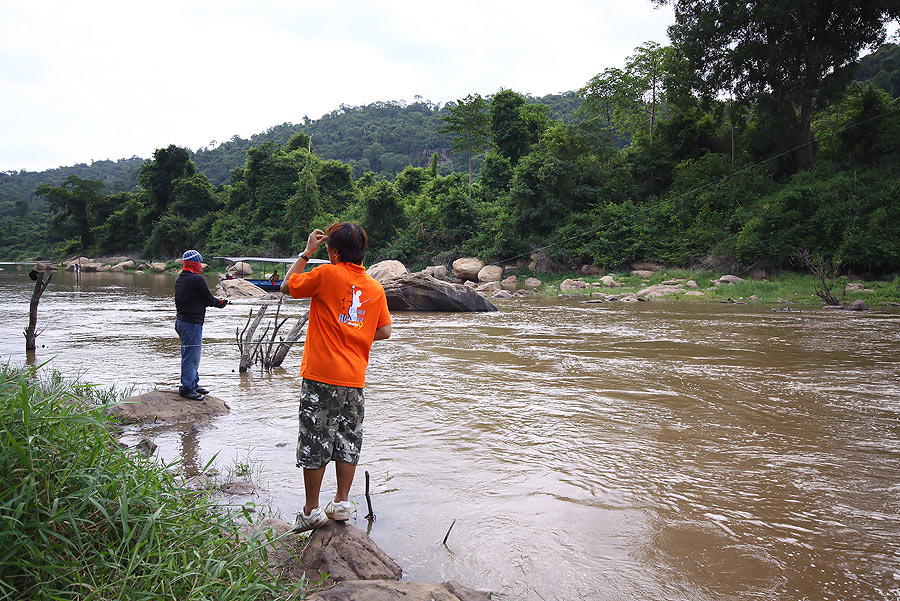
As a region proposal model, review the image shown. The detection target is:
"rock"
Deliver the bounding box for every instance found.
[477,265,503,283]
[862,288,875,293]
[637,284,680,298]
[848,299,869,311]
[560,279,588,292]
[150,262,167,273]
[475,282,499,293]
[305,580,491,601]
[98,264,112,272]
[302,521,402,583]
[523,277,542,290]
[451,258,484,282]
[616,293,640,302]
[683,291,706,296]
[527,250,553,273]
[33,261,59,271]
[113,260,135,270]
[717,274,745,284]
[107,390,229,425]
[367,260,409,283]
[822,305,845,310]
[133,439,157,456]
[500,275,518,292]
[110,265,125,272]
[844,283,865,292]
[685,280,699,289]
[230,261,254,276]
[629,261,664,272]
[381,274,498,312]
[424,265,448,280]
[463,280,477,289]
[599,275,620,288]
[135,270,144,274]
[492,290,512,299]
[137,263,150,271]
[221,481,256,495]
[580,264,604,275]
[660,279,686,285]
[215,278,269,298]
[630,270,655,279]
[175,258,184,268]
[749,295,760,301]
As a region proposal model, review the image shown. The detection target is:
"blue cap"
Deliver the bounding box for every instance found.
[182,250,202,263]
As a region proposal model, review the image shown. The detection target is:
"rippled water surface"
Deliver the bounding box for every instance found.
[3,270,900,600]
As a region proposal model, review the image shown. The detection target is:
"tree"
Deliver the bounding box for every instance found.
[578,66,630,151]
[490,89,530,165]
[36,175,106,251]
[624,42,672,143]
[439,94,491,197]
[138,145,196,224]
[655,0,900,170]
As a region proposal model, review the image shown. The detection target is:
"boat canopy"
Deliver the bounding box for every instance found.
[213,256,329,265]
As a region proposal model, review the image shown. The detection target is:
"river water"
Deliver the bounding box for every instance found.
[3,270,900,601]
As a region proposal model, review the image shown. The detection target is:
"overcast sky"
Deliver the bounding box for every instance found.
[1,0,675,172]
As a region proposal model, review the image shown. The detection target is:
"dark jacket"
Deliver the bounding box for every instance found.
[175,271,224,324]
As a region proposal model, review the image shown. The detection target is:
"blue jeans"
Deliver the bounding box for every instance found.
[175,319,203,394]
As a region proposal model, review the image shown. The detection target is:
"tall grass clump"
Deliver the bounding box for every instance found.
[0,365,299,600]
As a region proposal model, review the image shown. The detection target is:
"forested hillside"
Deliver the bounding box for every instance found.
[4,28,900,273]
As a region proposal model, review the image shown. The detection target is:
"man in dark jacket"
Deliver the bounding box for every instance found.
[175,249,228,400]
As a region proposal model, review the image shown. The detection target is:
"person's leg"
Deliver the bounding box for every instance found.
[334,461,356,503]
[303,466,326,515]
[177,321,202,394]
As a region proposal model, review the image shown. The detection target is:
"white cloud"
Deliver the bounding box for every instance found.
[0,0,673,171]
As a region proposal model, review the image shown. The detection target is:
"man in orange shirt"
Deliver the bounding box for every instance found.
[281,223,392,532]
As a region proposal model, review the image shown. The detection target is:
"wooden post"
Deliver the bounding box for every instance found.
[24,270,52,352]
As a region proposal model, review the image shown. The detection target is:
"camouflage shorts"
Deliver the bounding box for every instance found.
[296,378,365,469]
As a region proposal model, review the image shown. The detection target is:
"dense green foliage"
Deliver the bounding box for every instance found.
[0,365,300,600]
[3,29,900,273]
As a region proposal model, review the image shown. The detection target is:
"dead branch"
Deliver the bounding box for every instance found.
[24,271,52,352]
[270,310,309,368]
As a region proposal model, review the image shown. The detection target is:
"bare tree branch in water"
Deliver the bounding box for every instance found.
[797,249,843,306]
[25,270,52,352]
[235,298,309,372]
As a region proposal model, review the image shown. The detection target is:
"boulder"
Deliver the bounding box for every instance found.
[580,264,604,275]
[630,270,655,279]
[599,275,620,288]
[749,295,760,301]
[717,275,745,284]
[660,279,686,285]
[424,265,448,280]
[848,299,869,311]
[610,293,639,302]
[685,280,699,289]
[477,265,503,283]
[523,277,542,290]
[215,278,269,298]
[230,261,254,276]
[111,265,125,272]
[113,260,134,270]
[637,284,680,298]
[560,279,588,292]
[500,275,518,292]
[845,283,865,292]
[98,264,112,272]
[492,290,512,299]
[629,261,664,272]
[463,280,477,289]
[175,258,184,268]
[382,274,498,312]
[301,521,402,583]
[683,291,706,297]
[33,261,59,271]
[107,390,229,425]
[527,250,553,273]
[451,257,484,282]
[475,281,499,293]
[221,481,256,495]
[150,262,167,273]
[305,580,491,601]
[367,260,409,283]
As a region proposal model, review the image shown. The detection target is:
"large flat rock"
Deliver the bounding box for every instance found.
[382,274,497,312]
[107,390,229,424]
[305,580,491,601]
[302,521,402,582]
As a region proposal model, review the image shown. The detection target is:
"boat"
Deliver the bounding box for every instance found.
[214,256,329,292]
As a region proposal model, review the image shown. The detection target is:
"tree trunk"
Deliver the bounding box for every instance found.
[237,305,268,372]
[467,152,472,198]
[24,271,52,352]
[795,98,815,171]
[270,311,309,367]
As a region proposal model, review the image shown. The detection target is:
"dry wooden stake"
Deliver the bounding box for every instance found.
[442,519,456,545]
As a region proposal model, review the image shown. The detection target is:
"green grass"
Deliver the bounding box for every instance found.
[528,269,900,306]
[0,365,305,600]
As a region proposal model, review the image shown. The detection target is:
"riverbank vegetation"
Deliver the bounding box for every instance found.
[3,8,900,281]
[0,364,301,600]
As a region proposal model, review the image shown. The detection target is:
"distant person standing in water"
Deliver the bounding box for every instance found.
[281,223,392,532]
[174,250,228,401]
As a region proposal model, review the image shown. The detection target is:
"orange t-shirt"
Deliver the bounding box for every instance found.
[287,262,391,388]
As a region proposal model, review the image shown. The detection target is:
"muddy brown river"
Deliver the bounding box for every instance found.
[3,270,900,600]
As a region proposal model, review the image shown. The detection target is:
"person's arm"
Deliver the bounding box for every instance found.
[374,324,391,340]
[196,275,227,307]
[281,229,327,295]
